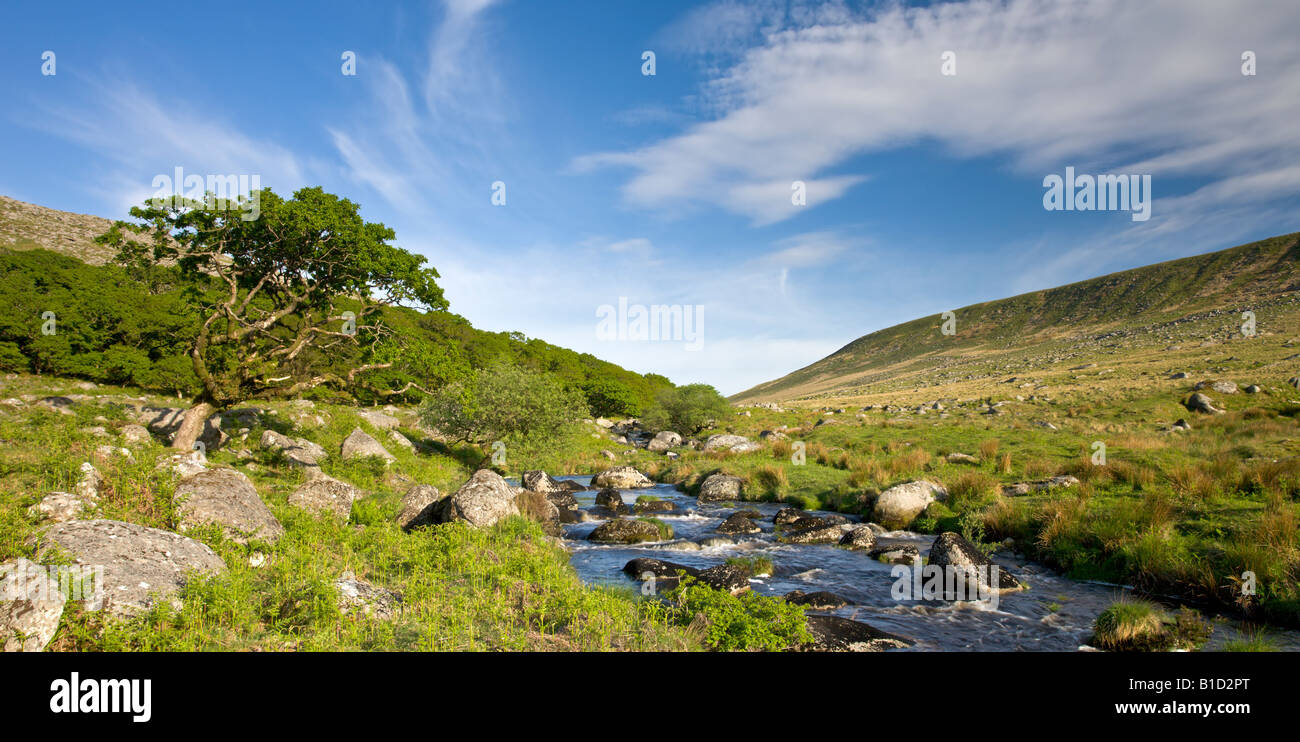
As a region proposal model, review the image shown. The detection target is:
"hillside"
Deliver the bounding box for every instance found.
[733,233,1300,404]
[0,195,119,265]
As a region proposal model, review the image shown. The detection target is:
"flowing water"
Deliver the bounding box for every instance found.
[549,475,1300,651]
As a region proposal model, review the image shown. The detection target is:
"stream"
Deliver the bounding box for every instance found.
[548,475,1300,651]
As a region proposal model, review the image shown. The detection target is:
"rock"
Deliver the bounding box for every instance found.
[594,418,615,429]
[784,590,851,609]
[443,469,520,528]
[547,490,580,513]
[759,430,789,441]
[37,520,226,618]
[1001,475,1081,497]
[260,430,327,471]
[521,470,562,493]
[716,512,761,535]
[702,434,762,453]
[839,524,877,550]
[803,615,912,652]
[341,428,395,463]
[1169,371,1190,379]
[395,484,443,530]
[174,468,284,544]
[288,475,360,520]
[1196,380,1238,394]
[155,451,209,480]
[588,519,666,544]
[772,507,807,526]
[1183,393,1223,414]
[697,473,744,502]
[946,452,978,465]
[647,431,682,452]
[927,532,1024,592]
[779,523,845,545]
[872,480,947,529]
[634,499,675,513]
[28,492,89,523]
[600,450,616,460]
[1244,384,1262,394]
[357,409,400,430]
[1,558,66,652]
[388,430,415,451]
[594,488,628,515]
[696,564,750,594]
[335,573,401,619]
[623,558,699,589]
[590,465,653,489]
[1172,418,1192,431]
[869,544,920,564]
[72,462,102,502]
[1289,377,1300,389]
[119,424,152,445]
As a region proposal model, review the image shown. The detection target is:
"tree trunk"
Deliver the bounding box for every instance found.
[171,401,216,451]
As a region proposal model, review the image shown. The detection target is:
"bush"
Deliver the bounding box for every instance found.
[420,362,588,445]
[669,578,811,651]
[640,384,731,435]
[1092,599,1168,651]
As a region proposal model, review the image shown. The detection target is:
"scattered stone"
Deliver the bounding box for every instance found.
[588,519,666,544]
[288,475,361,520]
[1,558,66,652]
[1171,418,1192,432]
[702,434,762,453]
[945,452,978,465]
[803,614,912,652]
[697,473,744,502]
[872,480,947,530]
[772,507,807,526]
[37,519,226,618]
[75,462,102,502]
[869,544,921,564]
[443,469,520,528]
[1001,475,1081,496]
[357,409,400,430]
[927,532,1024,593]
[784,590,851,609]
[174,468,284,545]
[779,523,845,545]
[521,470,562,493]
[647,430,682,452]
[839,524,877,550]
[1244,384,1262,394]
[716,512,761,535]
[28,492,89,523]
[395,484,443,530]
[335,572,401,619]
[590,465,653,489]
[1183,393,1224,414]
[697,563,750,594]
[340,428,395,463]
[594,488,628,515]
[260,430,328,471]
[633,499,675,514]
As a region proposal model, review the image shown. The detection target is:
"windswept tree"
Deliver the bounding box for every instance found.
[640,383,730,436]
[96,186,446,450]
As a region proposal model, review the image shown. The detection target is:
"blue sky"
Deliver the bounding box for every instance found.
[2,0,1298,394]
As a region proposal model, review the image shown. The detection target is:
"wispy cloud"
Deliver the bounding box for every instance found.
[580,0,1300,226]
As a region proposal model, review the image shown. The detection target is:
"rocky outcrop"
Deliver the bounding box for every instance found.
[872,480,947,529]
[341,428,395,463]
[697,473,743,502]
[443,469,520,528]
[395,484,444,530]
[37,519,226,617]
[174,468,284,544]
[1,558,66,651]
[288,475,361,520]
[590,466,653,489]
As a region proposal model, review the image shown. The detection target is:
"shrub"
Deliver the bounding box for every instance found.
[752,464,789,497]
[420,362,588,445]
[640,384,731,436]
[1092,599,1169,651]
[669,578,811,651]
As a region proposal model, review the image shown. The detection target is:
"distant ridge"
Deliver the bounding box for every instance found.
[732,232,1300,403]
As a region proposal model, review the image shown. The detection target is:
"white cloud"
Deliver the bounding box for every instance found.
[580,0,1300,225]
